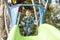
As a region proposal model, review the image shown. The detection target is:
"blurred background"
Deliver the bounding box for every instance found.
[0,0,60,40]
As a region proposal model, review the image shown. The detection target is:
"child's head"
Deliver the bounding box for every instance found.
[26,9,31,17]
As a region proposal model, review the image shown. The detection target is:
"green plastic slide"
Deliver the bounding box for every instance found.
[7,24,60,40]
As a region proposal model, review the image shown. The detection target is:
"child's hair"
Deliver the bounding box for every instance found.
[26,9,31,12]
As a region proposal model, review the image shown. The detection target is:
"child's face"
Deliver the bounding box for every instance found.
[26,10,31,17]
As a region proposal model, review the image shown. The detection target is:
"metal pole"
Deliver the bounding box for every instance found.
[38,0,41,4]
[31,0,38,26]
[45,0,48,11]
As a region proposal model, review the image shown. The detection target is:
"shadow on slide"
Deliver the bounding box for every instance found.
[7,24,60,40]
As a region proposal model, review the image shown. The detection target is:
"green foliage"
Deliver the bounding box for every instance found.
[44,3,60,29]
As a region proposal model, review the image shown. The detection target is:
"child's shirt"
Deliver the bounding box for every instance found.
[22,16,34,27]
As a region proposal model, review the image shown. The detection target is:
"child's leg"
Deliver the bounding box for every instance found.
[27,27,31,36]
[24,27,27,36]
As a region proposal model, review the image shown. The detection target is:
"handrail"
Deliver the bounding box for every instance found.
[9,4,44,8]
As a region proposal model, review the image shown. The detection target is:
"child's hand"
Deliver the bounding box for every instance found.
[34,20,38,25]
[21,22,25,26]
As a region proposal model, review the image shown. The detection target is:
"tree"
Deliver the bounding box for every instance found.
[0,0,5,40]
[0,0,10,40]
[44,1,59,26]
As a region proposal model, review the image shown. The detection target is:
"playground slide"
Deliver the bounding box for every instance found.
[7,24,60,40]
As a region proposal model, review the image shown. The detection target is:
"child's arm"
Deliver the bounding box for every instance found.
[21,17,25,26]
[32,17,37,25]
[31,17,37,25]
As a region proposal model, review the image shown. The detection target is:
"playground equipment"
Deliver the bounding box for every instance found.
[9,4,44,27]
[7,3,60,40]
[7,3,44,40]
[7,24,60,40]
